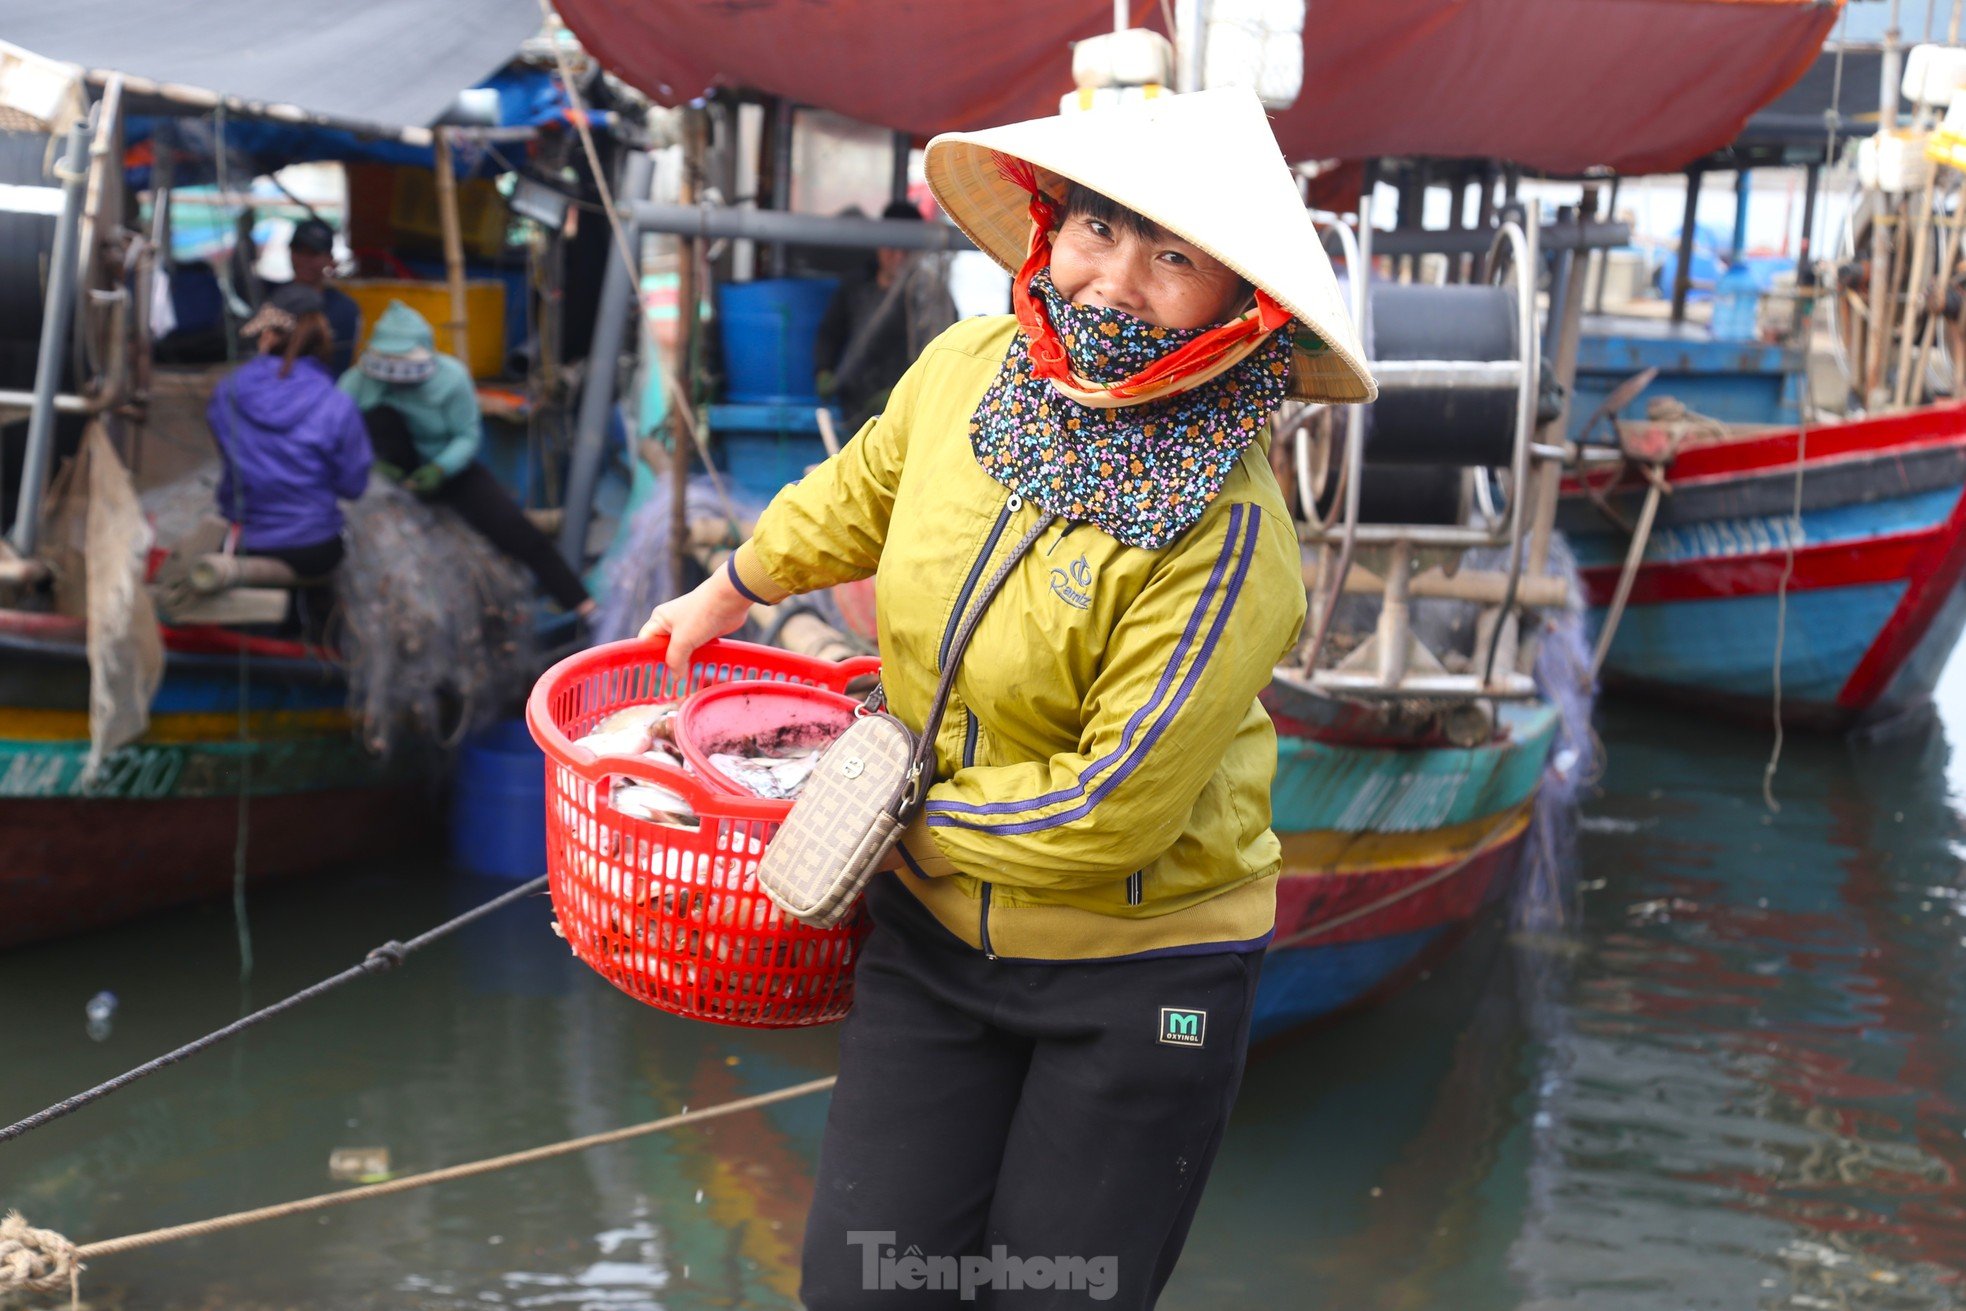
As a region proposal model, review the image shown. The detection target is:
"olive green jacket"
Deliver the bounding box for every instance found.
[731,316,1305,960]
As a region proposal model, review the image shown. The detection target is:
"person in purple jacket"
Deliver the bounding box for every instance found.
[208,283,373,638]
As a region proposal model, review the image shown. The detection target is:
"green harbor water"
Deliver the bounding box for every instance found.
[6,657,1966,1309]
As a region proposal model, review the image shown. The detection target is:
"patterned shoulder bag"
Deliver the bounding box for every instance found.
[753,514,1054,927]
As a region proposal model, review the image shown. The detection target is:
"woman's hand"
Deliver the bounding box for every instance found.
[639,565,756,679]
[404,462,446,495]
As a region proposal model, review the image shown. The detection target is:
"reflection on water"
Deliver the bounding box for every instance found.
[1172,651,1966,1310]
[2,872,834,1310]
[6,656,1966,1308]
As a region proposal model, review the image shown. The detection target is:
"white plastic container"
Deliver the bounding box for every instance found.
[1903,43,1966,108]
[1859,130,1936,193]
[1203,0,1308,109]
[1072,29,1174,90]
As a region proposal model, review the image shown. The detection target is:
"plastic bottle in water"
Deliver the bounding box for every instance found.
[1711,263,1761,341]
[85,990,117,1042]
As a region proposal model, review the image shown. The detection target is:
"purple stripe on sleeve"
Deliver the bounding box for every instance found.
[929,507,1264,838]
[725,554,770,606]
[925,504,1246,823]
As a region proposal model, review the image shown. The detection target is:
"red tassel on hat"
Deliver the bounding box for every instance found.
[991,151,1287,402]
[994,155,1070,382]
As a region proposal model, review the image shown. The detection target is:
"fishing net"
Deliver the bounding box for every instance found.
[1512,534,1600,933]
[138,462,223,550]
[592,469,878,657]
[141,463,540,755]
[335,482,537,755]
[1313,536,1599,932]
[1420,539,1599,932]
[591,472,762,645]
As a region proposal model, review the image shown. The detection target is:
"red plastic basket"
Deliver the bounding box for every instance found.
[525,636,882,1028]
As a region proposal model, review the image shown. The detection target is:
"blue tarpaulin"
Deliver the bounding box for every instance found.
[124,68,591,187]
[6,0,540,136]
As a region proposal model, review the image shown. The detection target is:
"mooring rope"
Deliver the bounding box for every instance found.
[0,1075,837,1306]
[1764,17,1843,814]
[0,875,549,1146]
[0,1212,77,1303]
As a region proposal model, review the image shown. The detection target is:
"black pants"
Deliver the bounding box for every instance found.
[362,406,590,611]
[244,536,343,641]
[801,875,1262,1310]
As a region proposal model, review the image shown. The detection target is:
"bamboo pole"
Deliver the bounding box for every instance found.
[1936,205,1966,399]
[187,554,303,593]
[1589,472,1664,677]
[1868,206,1901,404]
[1925,207,1965,400]
[1893,201,1934,409]
[1527,200,1591,580]
[1868,2,1904,406]
[686,513,758,548]
[432,130,470,365]
[0,557,49,586]
[1906,212,1951,407]
[670,109,707,597]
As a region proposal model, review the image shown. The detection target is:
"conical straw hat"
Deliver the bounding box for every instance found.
[925,87,1375,404]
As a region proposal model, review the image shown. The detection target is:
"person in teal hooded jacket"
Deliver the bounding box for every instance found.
[340,301,592,615]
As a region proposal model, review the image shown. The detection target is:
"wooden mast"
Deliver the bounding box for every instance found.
[669,108,708,596]
[432,129,471,365]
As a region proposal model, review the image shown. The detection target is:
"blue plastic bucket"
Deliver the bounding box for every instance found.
[449,719,546,881]
[721,432,832,501]
[709,401,836,501]
[719,277,838,404]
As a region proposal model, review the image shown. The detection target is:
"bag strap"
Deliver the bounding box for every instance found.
[899,510,1055,813]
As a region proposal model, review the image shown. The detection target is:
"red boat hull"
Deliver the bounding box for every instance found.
[0,786,430,948]
[1561,403,1966,730]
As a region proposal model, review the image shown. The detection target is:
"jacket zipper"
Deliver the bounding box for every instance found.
[964,706,995,958]
[937,493,1020,671]
[943,492,1021,961]
[980,883,997,960]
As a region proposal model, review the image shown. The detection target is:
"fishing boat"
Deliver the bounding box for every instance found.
[1244,213,1584,1040]
[0,30,620,946]
[0,614,424,948]
[1561,402,1966,731]
[1257,696,1559,1040]
[1557,21,1966,733]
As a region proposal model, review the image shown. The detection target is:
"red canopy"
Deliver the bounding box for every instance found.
[558,0,1838,176]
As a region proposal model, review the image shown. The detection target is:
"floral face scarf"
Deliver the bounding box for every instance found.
[969,267,1292,550]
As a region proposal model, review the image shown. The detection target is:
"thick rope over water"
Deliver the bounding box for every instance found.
[0,1212,78,1302]
[0,875,549,1146]
[0,1076,837,1305]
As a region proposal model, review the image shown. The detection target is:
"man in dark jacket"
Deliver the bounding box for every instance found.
[812,200,958,430]
[284,218,362,374]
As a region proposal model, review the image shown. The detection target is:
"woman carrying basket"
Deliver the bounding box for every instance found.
[643,89,1374,1308]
